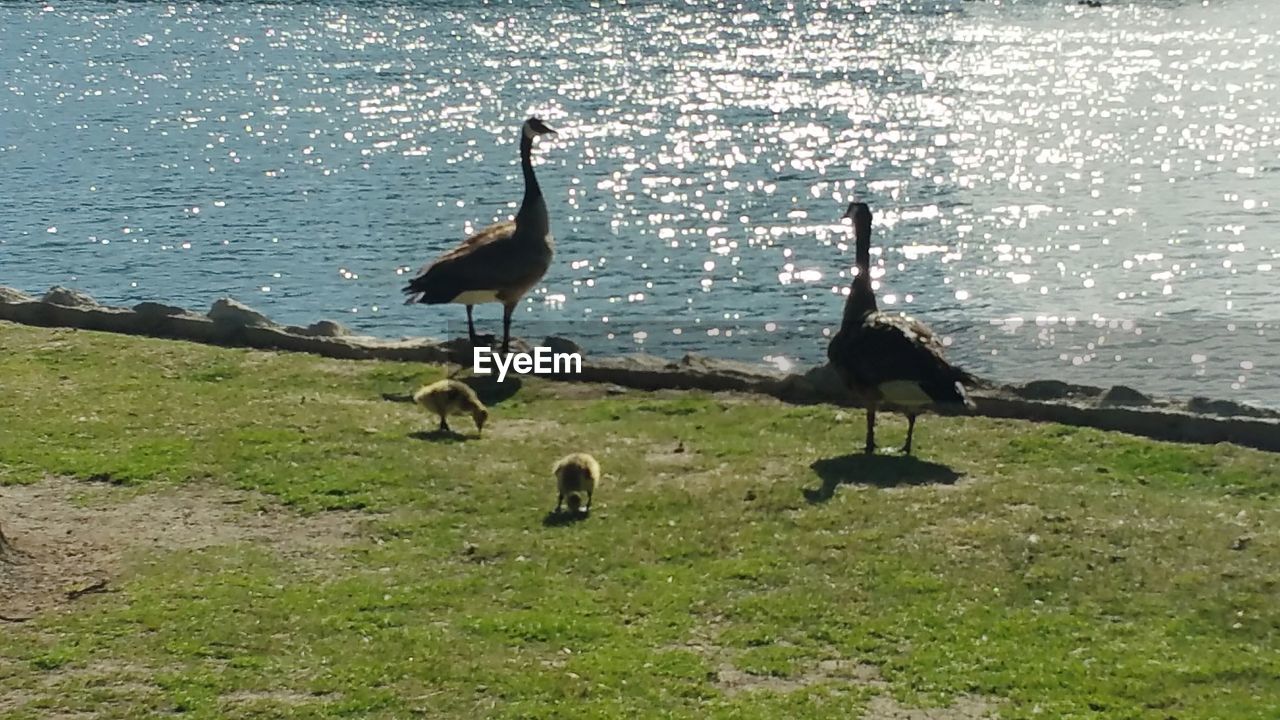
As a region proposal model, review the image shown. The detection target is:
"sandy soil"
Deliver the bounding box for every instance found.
[0,476,365,621]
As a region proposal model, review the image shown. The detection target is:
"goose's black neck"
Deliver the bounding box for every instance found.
[845,209,878,322]
[517,134,542,218]
[854,210,872,271]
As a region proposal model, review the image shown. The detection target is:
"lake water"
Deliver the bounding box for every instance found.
[2,0,1278,407]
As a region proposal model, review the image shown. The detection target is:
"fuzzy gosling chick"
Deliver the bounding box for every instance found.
[412,379,488,435]
[554,453,601,514]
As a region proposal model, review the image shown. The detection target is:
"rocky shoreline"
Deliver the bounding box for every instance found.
[2,285,1278,453]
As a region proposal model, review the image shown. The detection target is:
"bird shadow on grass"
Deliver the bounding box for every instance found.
[804,453,962,504]
[461,374,522,406]
[407,429,473,443]
[542,509,591,527]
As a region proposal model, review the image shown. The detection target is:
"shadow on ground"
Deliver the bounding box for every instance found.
[407,429,473,443]
[542,509,592,527]
[462,374,522,406]
[805,453,962,503]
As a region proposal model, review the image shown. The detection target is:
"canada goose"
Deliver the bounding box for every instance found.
[826,202,976,455]
[553,452,601,513]
[413,379,489,435]
[402,117,558,355]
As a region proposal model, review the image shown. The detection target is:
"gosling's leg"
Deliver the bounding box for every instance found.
[555,494,564,512]
[585,490,593,512]
[902,414,917,455]
[864,401,878,455]
[438,416,450,433]
[466,305,478,347]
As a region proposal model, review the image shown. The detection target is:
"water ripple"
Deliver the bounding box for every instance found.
[1,0,1277,406]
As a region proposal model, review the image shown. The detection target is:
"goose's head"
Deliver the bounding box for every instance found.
[522,117,558,140]
[842,201,871,224]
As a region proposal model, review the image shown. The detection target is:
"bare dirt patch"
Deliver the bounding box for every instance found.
[0,519,16,561]
[863,694,998,719]
[644,444,699,470]
[673,626,998,718]
[221,689,320,706]
[714,658,888,697]
[485,416,564,441]
[715,659,997,718]
[0,477,365,620]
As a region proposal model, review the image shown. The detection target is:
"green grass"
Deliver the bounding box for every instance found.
[1,322,1278,718]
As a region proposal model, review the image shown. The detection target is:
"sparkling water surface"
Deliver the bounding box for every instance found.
[2,0,1278,407]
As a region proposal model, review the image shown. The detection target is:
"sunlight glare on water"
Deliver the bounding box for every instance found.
[0,0,1277,406]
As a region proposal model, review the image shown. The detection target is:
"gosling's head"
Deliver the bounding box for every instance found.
[472,406,489,435]
[522,116,558,140]
[566,494,583,513]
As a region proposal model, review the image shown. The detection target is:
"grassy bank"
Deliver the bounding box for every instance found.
[1,322,1278,719]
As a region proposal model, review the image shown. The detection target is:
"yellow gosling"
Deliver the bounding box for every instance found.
[553,453,601,514]
[412,379,488,436]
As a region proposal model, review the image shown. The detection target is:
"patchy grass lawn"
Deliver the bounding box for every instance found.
[1,322,1277,719]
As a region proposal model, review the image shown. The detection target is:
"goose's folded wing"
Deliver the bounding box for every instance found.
[403,221,531,301]
[835,313,973,394]
[409,220,515,277]
[890,315,979,386]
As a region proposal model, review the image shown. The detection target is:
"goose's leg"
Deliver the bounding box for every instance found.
[501,302,515,356]
[902,414,917,455]
[466,305,478,347]
[865,401,878,455]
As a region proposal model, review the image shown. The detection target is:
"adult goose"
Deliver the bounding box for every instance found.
[403,117,558,355]
[826,202,976,455]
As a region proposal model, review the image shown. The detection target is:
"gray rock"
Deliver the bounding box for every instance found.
[1099,385,1151,407]
[675,353,782,379]
[208,298,276,328]
[41,286,99,308]
[544,335,583,356]
[1017,379,1102,401]
[771,364,857,406]
[286,320,352,338]
[307,320,350,337]
[1187,396,1269,419]
[614,353,671,371]
[438,335,534,364]
[0,286,34,304]
[133,301,191,318]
